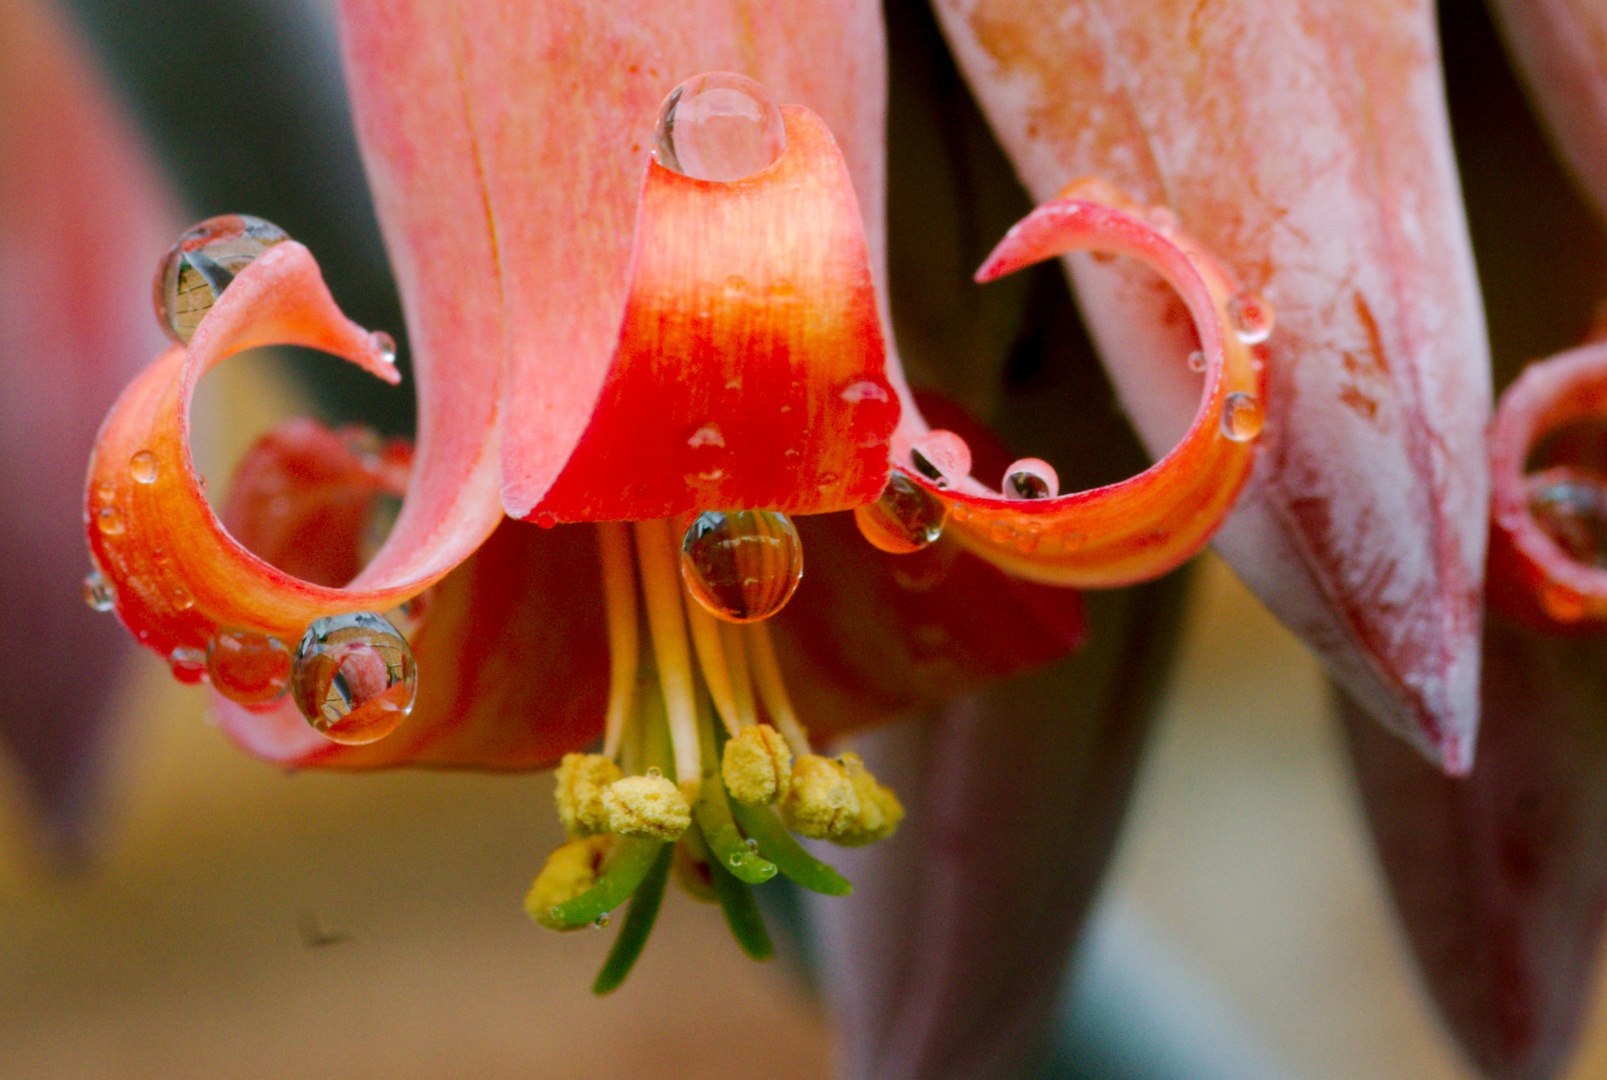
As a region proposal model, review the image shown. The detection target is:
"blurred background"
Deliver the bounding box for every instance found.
[8,0,1607,1076]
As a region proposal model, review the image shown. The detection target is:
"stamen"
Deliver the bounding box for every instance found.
[596,522,639,760]
[686,598,743,737]
[632,519,702,783]
[721,620,759,727]
[745,621,811,755]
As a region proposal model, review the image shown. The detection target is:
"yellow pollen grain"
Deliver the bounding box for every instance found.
[603,773,692,840]
[524,835,610,931]
[722,723,793,805]
[554,752,623,837]
[779,754,860,838]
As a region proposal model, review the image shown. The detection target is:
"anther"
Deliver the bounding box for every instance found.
[525,836,611,931]
[780,754,860,838]
[722,723,793,805]
[603,774,693,840]
[555,753,623,837]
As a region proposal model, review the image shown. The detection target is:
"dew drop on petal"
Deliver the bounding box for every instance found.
[653,72,785,182]
[1002,458,1059,500]
[96,506,124,535]
[155,214,289,344]
[130,450,159,484]
[370,330,397,366]
[169,646,208,682]
[908,430,972,490]
[1187,350,1207,373]
[854,473,947,554]
[1227,292,1275,345]
[1530,471,1607,569]
[1220,392,1265,442]
[169,585,194,611]
[680,510,803,623]
[82,569,116,612]
[207,628,293,705]
[292,612,417,745]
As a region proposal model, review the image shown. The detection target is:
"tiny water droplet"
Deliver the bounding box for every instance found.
[370,330,397,365]
[1002,458,1059,500]
[989,520,1014,545]
[292,612,417,745]
[1220,392,1265,442]
[208,628,292,705]
[646,766,663,780]
[96,506,124,535]
[854,474,947,554]
[1227,292,1275,345]
[168,646,207,681]
[654,72,786,182]
[129,450,159,484]
[1187,350,1207,373]
[155,214,289,344]
[680,510,803,623]
[1530,470,1607,569]
[593,914,611,930]
[687,423,726,449]
[744,837,759,851]
[728,852,746,868]
[533,511,557,529]
[82,569,116,612]
[909,430,972,489]
[169,585,194,611]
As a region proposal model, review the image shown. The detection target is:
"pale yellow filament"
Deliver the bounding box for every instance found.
[596,522,638,760]
[721,620,759,728]
[632,519,702,783]
[686,600,743,739]
[746,621,811,755]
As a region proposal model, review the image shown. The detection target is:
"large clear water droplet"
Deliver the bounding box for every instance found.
[155,214,289,344]
[854,474,947,554]
[82,569,116,612]
[292,612,417,744]
[909,430,972,490]
[680,510,803,623]
[1530,470,1607,569]
[208,628,293,705]
[1226,292,1275,345]
[1220,392,1265,442]
[130,450,159,484]
[654,72,786,182]
[1002,458,1060,500]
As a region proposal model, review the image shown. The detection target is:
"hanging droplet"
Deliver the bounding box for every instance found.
[908,430,973,490]
[129,450,159,484]
[1187,350,1207,373]
[1002,458,1060,500]
[154,214,289,344]
[82,569,116,612]
[168,646,208,682]
[680,510,803,623]
[291,612,417,745]
[370,330,397,366]
[653,72,786,182]
[1530,470,1607,569]
[207,628,293,705]
[854,474,947,554]
[1226,292,1275,345]
[1220,392,1265,442]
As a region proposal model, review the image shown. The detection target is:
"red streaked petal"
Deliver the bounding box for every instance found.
[1488,341,1607,631]
[903,182,1262,587]
[533,107,896,522]
[85,241,503,675]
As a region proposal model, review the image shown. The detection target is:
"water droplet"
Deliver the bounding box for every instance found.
[854,474,947,554]
[593,914,611,930]
[96,506,124,535]
[1002,458,1059,500]
[646,766,663,780]
[168,646,207,682]
[370,330,397,366]
[728,852,746,869]
[908,430,972,490]
[1187,350,1207,373]
[291,612,417,745]
[532,511,558,529]
[207,628,292,705]
[1227,292,1275,345]
[1530,471,1607,569]
[129,450,159,484]
[687,423,726,449]
[82,569,116,612]
[680,510,803,623]
[653,72,786,182]
[1146,205,1178,232]
[744,837,759,851]
[1220,392,1265,442]
[169,585,194,611]
[155,214,289,344]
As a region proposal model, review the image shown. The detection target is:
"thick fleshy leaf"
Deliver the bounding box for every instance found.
[0,0,175,847]
[534,108,897,522]
[933,0,1491,771]
[1487,0,1607,223]
[809,575,1187,1080]
[336,0,901,520]
[901,181,1264,587]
